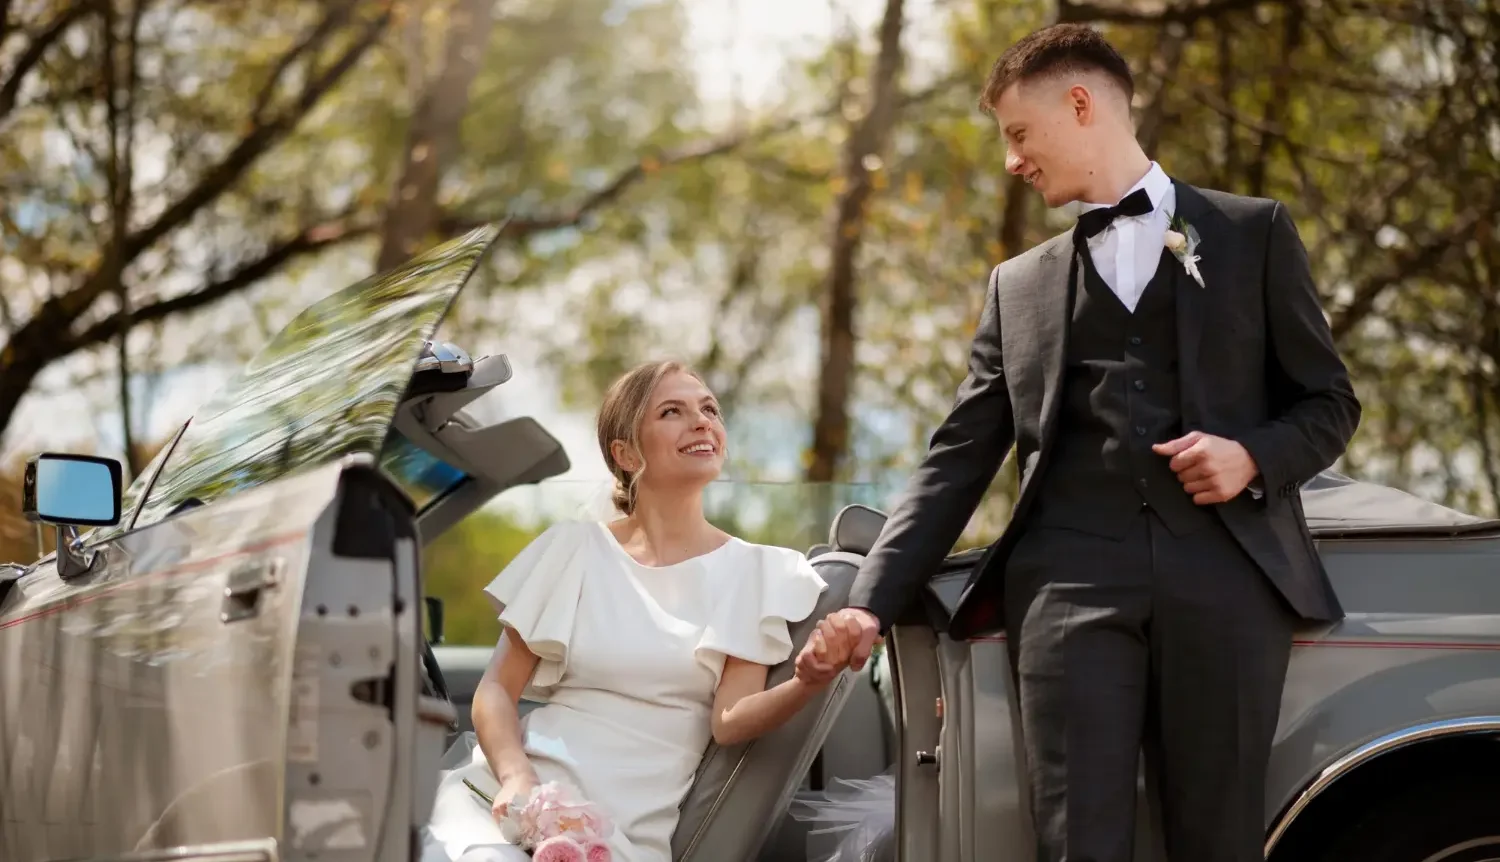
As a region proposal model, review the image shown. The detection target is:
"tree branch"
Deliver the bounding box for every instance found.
[1059,0,1282,25]
[0,0,102,124]
[123,2,392,263]
[440,76,963,242]
[71,216,377,351]
[250,0,359,124]
[1328,212,1485,341]
[57,0,393,323]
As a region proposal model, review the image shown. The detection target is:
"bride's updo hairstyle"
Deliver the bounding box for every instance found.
[597,359,707,515]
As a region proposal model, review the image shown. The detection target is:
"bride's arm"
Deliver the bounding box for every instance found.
[472,626,542,793]
[710,659,831,746]
[710,621,853,746]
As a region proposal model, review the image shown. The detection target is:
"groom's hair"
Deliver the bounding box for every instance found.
[979,24,1134,114]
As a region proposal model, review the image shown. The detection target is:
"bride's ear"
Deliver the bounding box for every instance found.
[609,439,640,473]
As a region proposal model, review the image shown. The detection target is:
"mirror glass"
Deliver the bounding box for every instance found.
[34,457,119,525]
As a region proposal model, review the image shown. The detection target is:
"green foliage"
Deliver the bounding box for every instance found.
[424,506,549,647]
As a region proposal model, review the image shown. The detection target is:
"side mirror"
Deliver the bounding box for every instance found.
[22,453,123,580]
[23,453,123,527]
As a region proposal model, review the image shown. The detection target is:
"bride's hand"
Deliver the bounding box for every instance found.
[492,772,540,822]
[796,614,856,686]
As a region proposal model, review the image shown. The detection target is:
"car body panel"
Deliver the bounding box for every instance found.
[0,457,338,860]
[1,226,500,862]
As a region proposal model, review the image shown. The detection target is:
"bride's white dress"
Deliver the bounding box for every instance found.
[422,519,826,862]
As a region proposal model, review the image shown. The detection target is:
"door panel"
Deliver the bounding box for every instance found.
[887,624,942,862]
[1,462,345,861]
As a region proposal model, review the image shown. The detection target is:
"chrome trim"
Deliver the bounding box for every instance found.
[1265,716,1500,855]
[48,837,278,861]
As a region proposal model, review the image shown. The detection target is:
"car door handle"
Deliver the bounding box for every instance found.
[221,557,283,623]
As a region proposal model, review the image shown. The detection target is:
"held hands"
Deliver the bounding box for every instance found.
[794,608,883,687]
[1153,431,1260,504]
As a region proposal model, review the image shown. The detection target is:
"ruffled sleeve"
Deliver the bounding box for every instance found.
[696,544,828,679]
[482,521,588,699]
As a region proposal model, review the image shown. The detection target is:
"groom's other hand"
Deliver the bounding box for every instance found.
[1153,430,1260,504]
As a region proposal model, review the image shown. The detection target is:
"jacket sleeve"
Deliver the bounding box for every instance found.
[847,264,1016,630]
[1235,201,1362,500]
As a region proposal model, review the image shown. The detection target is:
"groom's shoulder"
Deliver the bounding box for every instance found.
[992,229,1073,284]
[1185,183,1281,224]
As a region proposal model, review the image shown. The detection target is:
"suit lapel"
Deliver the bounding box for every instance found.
[1035,236,1080,446]
[1168,180,1223,424]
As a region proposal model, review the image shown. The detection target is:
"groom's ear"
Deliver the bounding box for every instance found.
[1066,83,1094,124]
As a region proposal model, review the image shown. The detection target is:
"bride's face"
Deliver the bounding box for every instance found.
[630,370,726,492]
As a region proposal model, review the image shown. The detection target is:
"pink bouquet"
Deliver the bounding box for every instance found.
[531,834,612,862]
[469,778,613,861]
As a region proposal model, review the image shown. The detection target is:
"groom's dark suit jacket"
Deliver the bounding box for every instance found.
[848,181,1362,641]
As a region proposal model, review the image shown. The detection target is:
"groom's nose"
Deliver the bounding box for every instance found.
[1005,152,1025,175]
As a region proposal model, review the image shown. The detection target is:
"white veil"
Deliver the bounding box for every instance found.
[787,771,896,862]
[786,648,898,862]
[571,478,626,525]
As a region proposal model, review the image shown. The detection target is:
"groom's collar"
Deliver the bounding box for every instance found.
[1079,161,1173,214]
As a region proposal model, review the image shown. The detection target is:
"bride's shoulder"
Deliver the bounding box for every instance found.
[722,539,824,585]
[522,518,611,550]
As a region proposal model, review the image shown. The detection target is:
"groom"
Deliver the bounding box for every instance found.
[797,23,1360,862]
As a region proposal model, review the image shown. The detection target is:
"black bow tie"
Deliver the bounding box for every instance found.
[1074,188,1154,242]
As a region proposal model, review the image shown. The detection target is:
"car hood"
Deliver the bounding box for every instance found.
[123,225,501,532]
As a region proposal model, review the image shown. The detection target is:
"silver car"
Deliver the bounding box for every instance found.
[4,225,1498,862]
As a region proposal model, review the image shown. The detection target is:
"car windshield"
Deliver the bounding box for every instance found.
[126,226,498,533]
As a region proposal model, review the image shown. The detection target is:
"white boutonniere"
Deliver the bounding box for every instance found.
[1164,214,1204,288]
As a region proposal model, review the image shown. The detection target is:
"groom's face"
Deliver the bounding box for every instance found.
[994,77,1095,208]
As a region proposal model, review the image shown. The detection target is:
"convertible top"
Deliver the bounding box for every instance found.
[1303,471,1500,538]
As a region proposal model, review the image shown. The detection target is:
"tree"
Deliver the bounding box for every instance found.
[805,0,909,485]
[0,0,396,451]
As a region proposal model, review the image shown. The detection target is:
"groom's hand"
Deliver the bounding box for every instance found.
[834,609,883,672]
[1153,431,1260,504]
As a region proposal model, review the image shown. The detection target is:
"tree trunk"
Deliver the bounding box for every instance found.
[997,174,1030,262]
[804,0,906,483]
[375,0,496,271]
[103,0,145,478]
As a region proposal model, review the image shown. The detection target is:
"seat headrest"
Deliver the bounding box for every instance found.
[828,504,888,556]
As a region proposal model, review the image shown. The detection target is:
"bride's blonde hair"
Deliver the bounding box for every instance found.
[596,360,708,515]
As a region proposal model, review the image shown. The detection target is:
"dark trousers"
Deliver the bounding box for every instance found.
[1003,509,1295,862]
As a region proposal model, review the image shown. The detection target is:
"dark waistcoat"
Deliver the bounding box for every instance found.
[1025,245,1216,540]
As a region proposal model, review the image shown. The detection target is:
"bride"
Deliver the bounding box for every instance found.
[421,360,857,862]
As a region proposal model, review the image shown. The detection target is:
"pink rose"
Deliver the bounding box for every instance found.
[519,782,615,844]
[583,840,612,862]
[532,835,586,862]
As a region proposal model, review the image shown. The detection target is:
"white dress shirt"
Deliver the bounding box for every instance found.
[1078,162,1174,313]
